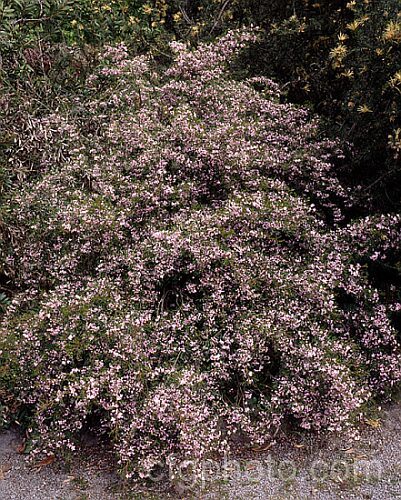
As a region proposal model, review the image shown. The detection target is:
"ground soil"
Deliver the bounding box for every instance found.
[1,404,401,499]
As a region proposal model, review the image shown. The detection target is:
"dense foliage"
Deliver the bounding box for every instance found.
[3,1,401,211]
[258,0,401,209]
[1,32,401,479]
[155,0,401,210]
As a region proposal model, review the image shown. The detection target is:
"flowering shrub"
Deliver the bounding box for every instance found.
[170,0,401,209]
[1,30,401,479]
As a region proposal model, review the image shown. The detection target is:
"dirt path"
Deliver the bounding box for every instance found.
[0,430,120,499]
[205,404,401,499]
[1,405,401,499]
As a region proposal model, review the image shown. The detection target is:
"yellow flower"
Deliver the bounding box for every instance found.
[347,20,359,31]
[71,19,78,27]
[347,15,368,31]
[338,32,348,42]
[357,104,373,113]
[173,12,182,22]
[102,4,112,11]
[223,9,234,21]
[383,21,401,43]
[142,4,152,15]
[341,69,354,79]
[330,43,348,62]
[389,71,401,87]
[346,1,357,11]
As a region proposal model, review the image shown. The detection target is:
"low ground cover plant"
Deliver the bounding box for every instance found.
[0,30,401,480]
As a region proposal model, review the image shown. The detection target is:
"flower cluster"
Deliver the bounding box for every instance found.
[1,30,400,480]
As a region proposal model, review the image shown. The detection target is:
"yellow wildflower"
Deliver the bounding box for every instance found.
[173,12,182,22]
[357,104,373,113]
[341,69,354,79]
[389,71,401,87]
[330,43,348,62]
[383,21,401,42]
[142,4,152,15]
